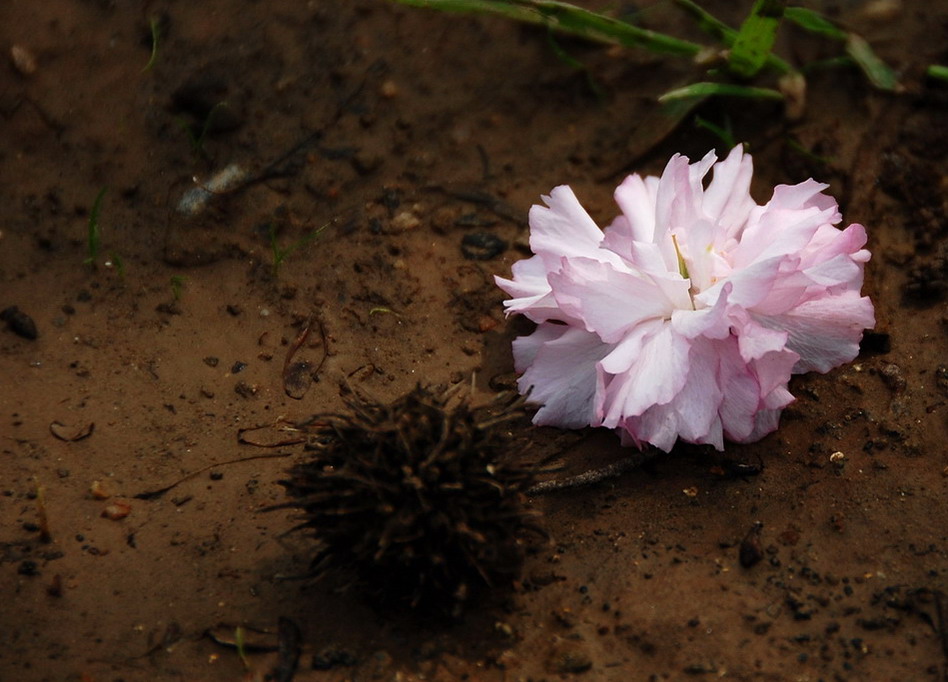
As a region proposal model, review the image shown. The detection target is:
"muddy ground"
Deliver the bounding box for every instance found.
[1,1,947,680]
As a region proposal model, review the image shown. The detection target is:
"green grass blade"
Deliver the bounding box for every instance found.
[544,29,605,100]
[694,115,736,149]
[141,16,161,72]
[928,65,948,82]
[729,0,785,78]
[659,81,784,102]
[785,7,899,91]
[393,0,704,57]
[845,34,900,91]
[673,0,735,44]
[783,7,846,40]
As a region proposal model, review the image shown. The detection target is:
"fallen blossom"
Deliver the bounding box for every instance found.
[496,145,874,451]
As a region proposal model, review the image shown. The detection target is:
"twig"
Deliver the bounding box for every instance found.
[134,453,293,500]
[528,453,654,494]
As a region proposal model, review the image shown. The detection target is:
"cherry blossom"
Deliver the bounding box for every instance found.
[496,146,874,451]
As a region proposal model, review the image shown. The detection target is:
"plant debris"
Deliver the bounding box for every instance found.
[49,421,94,442]
[272,384,544,618]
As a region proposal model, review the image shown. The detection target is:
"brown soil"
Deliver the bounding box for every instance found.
[2,1,947,680]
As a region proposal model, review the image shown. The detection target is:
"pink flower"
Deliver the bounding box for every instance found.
[495,146,874,452]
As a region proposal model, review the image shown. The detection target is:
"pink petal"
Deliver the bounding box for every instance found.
[670,282,732,340]
[599,318,665,375]
[548,257,682,344]
[716,340,765,441]
[513,324,612,429]
[600,326,690,427]
[732,207,833,268]
[766,179,839,218]
[631,337,725,450]
[529,186,617,268]
[698,256,784,310]
[494,256,560,321]
[702,145,755,236]
[735,317,790,363]
[801,223,868,266]
[613,173,658,244]
[752,291,875,373]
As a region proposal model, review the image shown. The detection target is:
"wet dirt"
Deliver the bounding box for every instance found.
[1,1,947,680]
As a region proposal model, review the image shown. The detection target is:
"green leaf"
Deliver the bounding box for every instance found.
[393,0,704,56]
[729,0,785,79]
[659,81,784,102]
[673,0,793,75]
[845,34,900,91]
[783,7,846,41]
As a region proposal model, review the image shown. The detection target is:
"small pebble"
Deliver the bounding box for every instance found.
[1,306,38,339]
[461,232,507,260]
[102,501,131,520]
[10,45,37,76]
[18,560,39,576]
[89,480,110,500]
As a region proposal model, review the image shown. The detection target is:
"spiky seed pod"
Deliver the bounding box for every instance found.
[275,384,542,619]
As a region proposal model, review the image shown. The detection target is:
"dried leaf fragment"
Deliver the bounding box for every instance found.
[50,421,95,442]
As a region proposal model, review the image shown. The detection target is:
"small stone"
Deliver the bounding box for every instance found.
[739,522,764,568]
[89,480,110,500]
[18,560,39,576]
[101,501,131,520]
[234,380,257,398]
[379,80,398,98]
[390,211,421,232]
[460,232,507,260]
[1,306,38,340]
[879,363,906,393]
[10,45,37,76]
